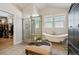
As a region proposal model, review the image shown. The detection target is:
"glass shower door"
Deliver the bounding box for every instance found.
[31,16,42,41]
[23,16,42,43]
[23,18,31,43]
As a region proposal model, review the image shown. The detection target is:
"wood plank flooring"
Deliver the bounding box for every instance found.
[0,38,13,51]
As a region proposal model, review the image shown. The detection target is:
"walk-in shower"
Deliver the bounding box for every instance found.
[23,16,42,43]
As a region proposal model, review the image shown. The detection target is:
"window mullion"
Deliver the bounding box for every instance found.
[52,16,54,28]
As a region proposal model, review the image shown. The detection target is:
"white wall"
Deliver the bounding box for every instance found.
[22,6,33,18]
[0,3,22,45]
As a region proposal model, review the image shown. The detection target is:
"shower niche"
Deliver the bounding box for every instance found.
[23,16,42,43]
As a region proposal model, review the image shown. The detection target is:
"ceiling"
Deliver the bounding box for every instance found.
[13,3,71,11]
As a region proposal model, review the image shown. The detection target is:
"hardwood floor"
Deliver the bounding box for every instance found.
[0,42,68,55]
[0,38,13,50]
[0,38,68,55]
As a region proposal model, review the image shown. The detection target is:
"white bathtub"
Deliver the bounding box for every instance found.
[43,33,68,43]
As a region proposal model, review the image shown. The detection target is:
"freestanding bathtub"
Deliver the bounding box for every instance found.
[43,33,68,43]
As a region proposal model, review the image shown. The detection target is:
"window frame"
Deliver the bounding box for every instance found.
[53,15,65,28]
[44,15,53,28]
[44,14,66,28]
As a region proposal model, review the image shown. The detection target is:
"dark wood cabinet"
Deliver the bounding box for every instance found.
[68,3,79,54]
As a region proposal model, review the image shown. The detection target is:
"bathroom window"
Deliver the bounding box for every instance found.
[44,16,53,28]
[54,15,65,28]
[44,15,65,28]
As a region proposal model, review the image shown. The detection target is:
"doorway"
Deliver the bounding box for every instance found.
[0,10,13,50]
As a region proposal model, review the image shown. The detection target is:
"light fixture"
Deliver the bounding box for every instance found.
[31,6,39,17]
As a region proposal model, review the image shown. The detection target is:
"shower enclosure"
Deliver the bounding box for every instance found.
[23,16,42,43]
[23,17,31,43]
